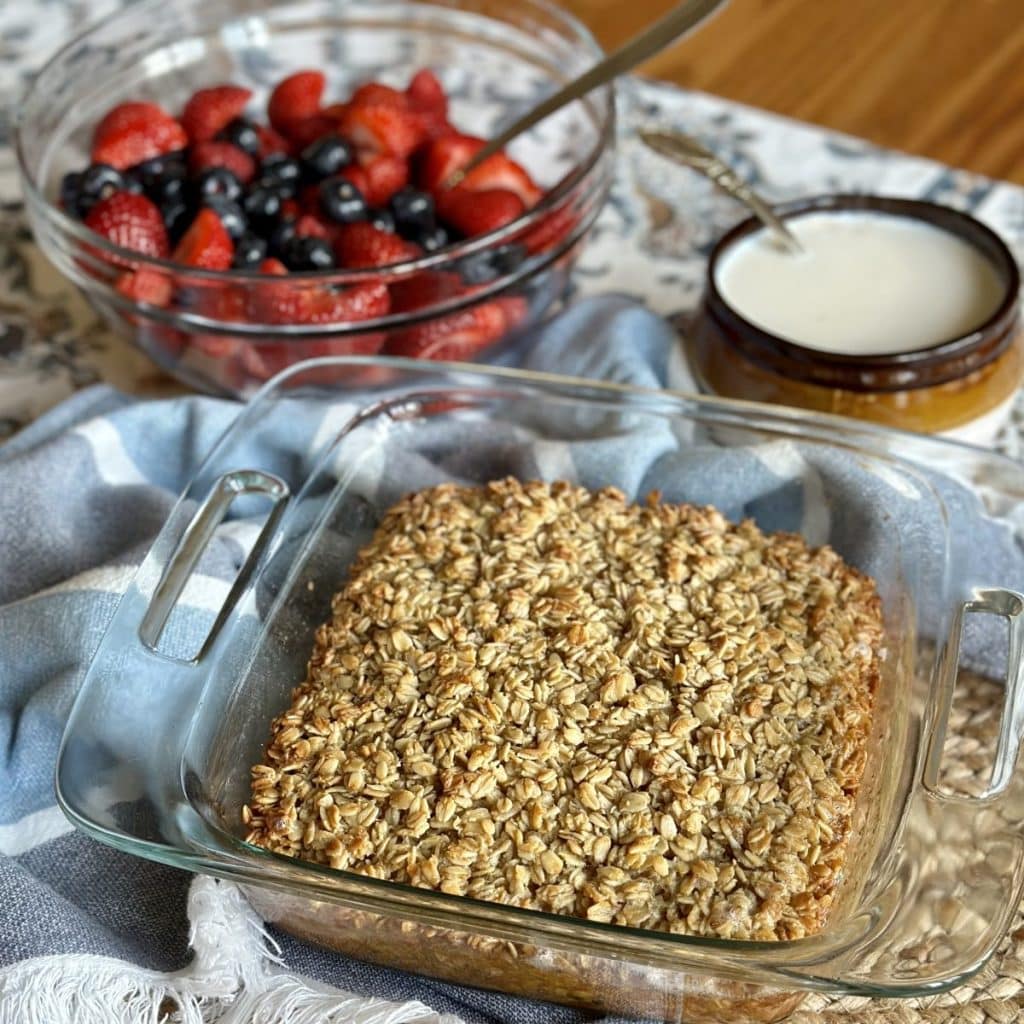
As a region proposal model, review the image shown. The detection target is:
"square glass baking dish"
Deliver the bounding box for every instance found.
[57,358,1024,1023]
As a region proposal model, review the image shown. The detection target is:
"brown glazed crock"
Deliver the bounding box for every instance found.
[687,194,1023,435]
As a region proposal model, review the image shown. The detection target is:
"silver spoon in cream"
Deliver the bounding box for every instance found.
[640,129,803,254]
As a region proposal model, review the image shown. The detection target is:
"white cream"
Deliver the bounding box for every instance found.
[715,211,1005,356]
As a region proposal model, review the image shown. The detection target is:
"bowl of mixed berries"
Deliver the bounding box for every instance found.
[16,0,614,394]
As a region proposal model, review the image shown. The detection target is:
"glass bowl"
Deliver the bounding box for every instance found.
[686,195,1023,445]
[15,0,614,396]
[57,358,1024,1023]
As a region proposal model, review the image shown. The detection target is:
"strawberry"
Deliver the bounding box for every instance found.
[91,102,187,170]
[268,70,326,136]
[282,114,336,149]
[305,281,391,323]
[188,141,256,183]
[248,257,311,323]
[522,204,580,254]
[437,187,525,237]
[294,214,331,239]
[406,70,446,117]
[256,123,291,157]
[115,267,173,306]
[339,165,371,197]
[173,207,233,269]
[495,295,529,331]
[181,85,252,143]
[240,330,386,384]
[359,154,409,206]
[418,133,484,193]
[385,302,507,360]
[84,191,169,257]
[459,153,542,207]
[336,102,426,159]
[349,82,407,109]
[389,270,464,313]
[333,222,420,269]
[406,69,450,139]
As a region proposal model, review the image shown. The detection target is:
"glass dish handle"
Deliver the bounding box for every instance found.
[138,469,289,662]
[925,586,1024,800]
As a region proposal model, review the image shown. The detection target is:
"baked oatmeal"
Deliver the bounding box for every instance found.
[245,478,882,941]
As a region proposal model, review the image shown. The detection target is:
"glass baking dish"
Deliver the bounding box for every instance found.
[57,358,1024,1023]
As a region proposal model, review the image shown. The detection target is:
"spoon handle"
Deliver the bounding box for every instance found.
[640,130,802,253]
[447,0,727,187]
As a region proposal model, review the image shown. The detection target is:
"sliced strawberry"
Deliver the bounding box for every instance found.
[437,186,525,237]
[385,302,507,361]
[349,82,407,109]
[115,267,172,306]
[282,114,336,149]
[418,133,484,193]
[521,204,580,254]
[256,123,291,157]
[340,165,371,197]
[189,141,256,184]
[268,71,326,136]
[406,69,450,139]
[84,191,169,258]
[336,102,426,159]
[305,281,391,323]
[240,331,387,384]
[181,85,252,143]
[495,295,529,331]
[460,153,542,207]
[280,198,302,221]
[91,102,187,170]
[406,70,446,117]
[194,280,247,321]
[173,207,233,270]
[333,222,420,269]
[389,270,465,313]
[248,258,311,323]
[359,154,409,206]
[294,214,331,239]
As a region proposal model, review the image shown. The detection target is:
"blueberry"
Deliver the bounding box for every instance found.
[390,187,435,234]
[149,173,188,206]
[232,231,268,269]
[319,176,368,224]
[217,117,261,157]
[414,224,449,253]
[59,171,83,214]
[281,235,336,272]
[368,208,396,233]
[161,198,194,243]
[242,184,284,224]
[260,153,301,194]
[132,152,186,194]
[268,216,298,256]
[300,134,354,180]
[195,166,243,203]
[203,195,247,241]
[456,242,528,285]
[77,163,127,213]
[122,173,145,195]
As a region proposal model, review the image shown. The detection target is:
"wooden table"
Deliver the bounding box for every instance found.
[560,0,1024,186]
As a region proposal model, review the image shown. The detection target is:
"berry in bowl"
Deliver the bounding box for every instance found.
[16,0,614,395]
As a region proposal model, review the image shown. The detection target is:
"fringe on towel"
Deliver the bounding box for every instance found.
[0,877,461,1024]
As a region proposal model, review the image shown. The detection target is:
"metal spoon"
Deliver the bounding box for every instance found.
[445,0,728,189]
[639,129,802,253]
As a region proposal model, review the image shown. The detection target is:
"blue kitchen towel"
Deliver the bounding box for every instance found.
[0,295,1022,1024]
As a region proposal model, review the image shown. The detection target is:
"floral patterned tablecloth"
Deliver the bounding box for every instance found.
[4,5,1024,1023]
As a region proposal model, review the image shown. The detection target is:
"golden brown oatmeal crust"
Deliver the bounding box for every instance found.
[245,479,881,941]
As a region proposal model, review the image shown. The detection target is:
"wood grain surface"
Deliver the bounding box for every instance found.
[558,0,1024,185]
